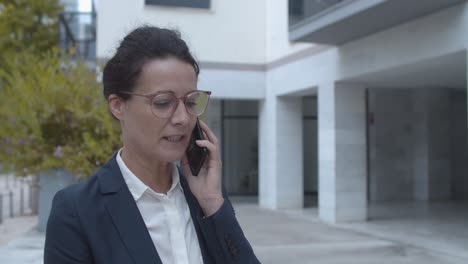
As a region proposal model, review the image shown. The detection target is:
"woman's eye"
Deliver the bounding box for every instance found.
[186,101,197,108]
[153,101,171,108]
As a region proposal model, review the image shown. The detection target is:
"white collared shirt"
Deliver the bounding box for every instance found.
[116,150,204,264]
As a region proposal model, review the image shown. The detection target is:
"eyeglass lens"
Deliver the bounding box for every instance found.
[151,91,209,117]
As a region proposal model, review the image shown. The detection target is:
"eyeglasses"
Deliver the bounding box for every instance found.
[120,90,211,118]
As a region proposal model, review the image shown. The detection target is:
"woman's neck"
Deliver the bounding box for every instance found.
[120,146,173,194]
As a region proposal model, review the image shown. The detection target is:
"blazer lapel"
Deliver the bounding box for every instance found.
[98,154,163,264]
[178,167,213,264]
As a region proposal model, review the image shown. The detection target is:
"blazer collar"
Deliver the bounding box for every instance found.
[97,154,212,264]
[97,153,124,194]
[97,154,163,264]
[178,167,213,264]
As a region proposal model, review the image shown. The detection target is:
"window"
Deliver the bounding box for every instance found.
[145,0,210,9]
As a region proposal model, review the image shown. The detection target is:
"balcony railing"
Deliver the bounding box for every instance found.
[58,11,96,61]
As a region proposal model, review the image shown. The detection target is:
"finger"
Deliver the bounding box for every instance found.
[202,131,209,141]
[196,140,220,163]
[181,154,209,183]
[198,121,218,145]
[196,140,217,155]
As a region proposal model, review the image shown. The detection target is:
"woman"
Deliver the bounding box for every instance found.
[44,26,260,264]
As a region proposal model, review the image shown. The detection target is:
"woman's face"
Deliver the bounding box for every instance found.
[120,57,198,162]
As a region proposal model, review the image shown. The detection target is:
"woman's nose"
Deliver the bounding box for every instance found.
[170,99,190,125]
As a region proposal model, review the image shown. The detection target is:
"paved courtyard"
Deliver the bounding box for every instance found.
[0,200,467,264]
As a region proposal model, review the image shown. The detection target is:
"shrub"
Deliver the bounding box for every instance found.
[0,49,121,178]
[0,0,62,78]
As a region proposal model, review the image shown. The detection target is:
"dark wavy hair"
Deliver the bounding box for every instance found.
[102,26,200,100]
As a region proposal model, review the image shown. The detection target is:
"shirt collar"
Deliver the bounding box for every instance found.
[116,148,182,201]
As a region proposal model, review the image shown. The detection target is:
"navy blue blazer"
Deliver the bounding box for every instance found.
[44,154,260,264]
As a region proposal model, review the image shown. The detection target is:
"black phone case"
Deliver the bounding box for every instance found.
[186,120,208,176]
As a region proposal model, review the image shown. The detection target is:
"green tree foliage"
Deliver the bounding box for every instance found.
[0,0,63,76]
[0,0,122,178]
[0,0,62,54]
[0,49,121,178]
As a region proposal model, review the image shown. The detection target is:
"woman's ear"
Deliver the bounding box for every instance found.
[108,94,126,120]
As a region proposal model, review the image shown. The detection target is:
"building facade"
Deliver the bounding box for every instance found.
[59,0,96,61]
[95,0,468,223]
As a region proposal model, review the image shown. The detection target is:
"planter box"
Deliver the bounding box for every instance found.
[37,170,74,232]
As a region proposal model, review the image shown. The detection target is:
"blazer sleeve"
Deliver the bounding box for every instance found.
[44,189,93,264]
[196,193,261,264]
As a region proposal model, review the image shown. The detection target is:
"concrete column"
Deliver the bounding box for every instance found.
[412,89,451,201]
[259,92,303,209]
[318,82,367,223]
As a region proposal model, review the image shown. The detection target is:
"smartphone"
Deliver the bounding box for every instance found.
[186,119,208,176]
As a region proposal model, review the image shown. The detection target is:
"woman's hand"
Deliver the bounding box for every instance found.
[180,120,224,217]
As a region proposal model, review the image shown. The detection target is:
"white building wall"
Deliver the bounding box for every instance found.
[197,69,265,100]
[259,93,303,209]
[267,48,338,96]
[97,0,267,63]
[368,89,414,202]
[97,0,316,66]
[95,0,468,223]
[269,2,468,97]
[318,83,367,222]
[412,89,453,201]
[368,88,458,203]
[265,0,313,62]
[96,1,468,98]
[265,3,468,222]
[259,90,277,207]
[338,3,468,81]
